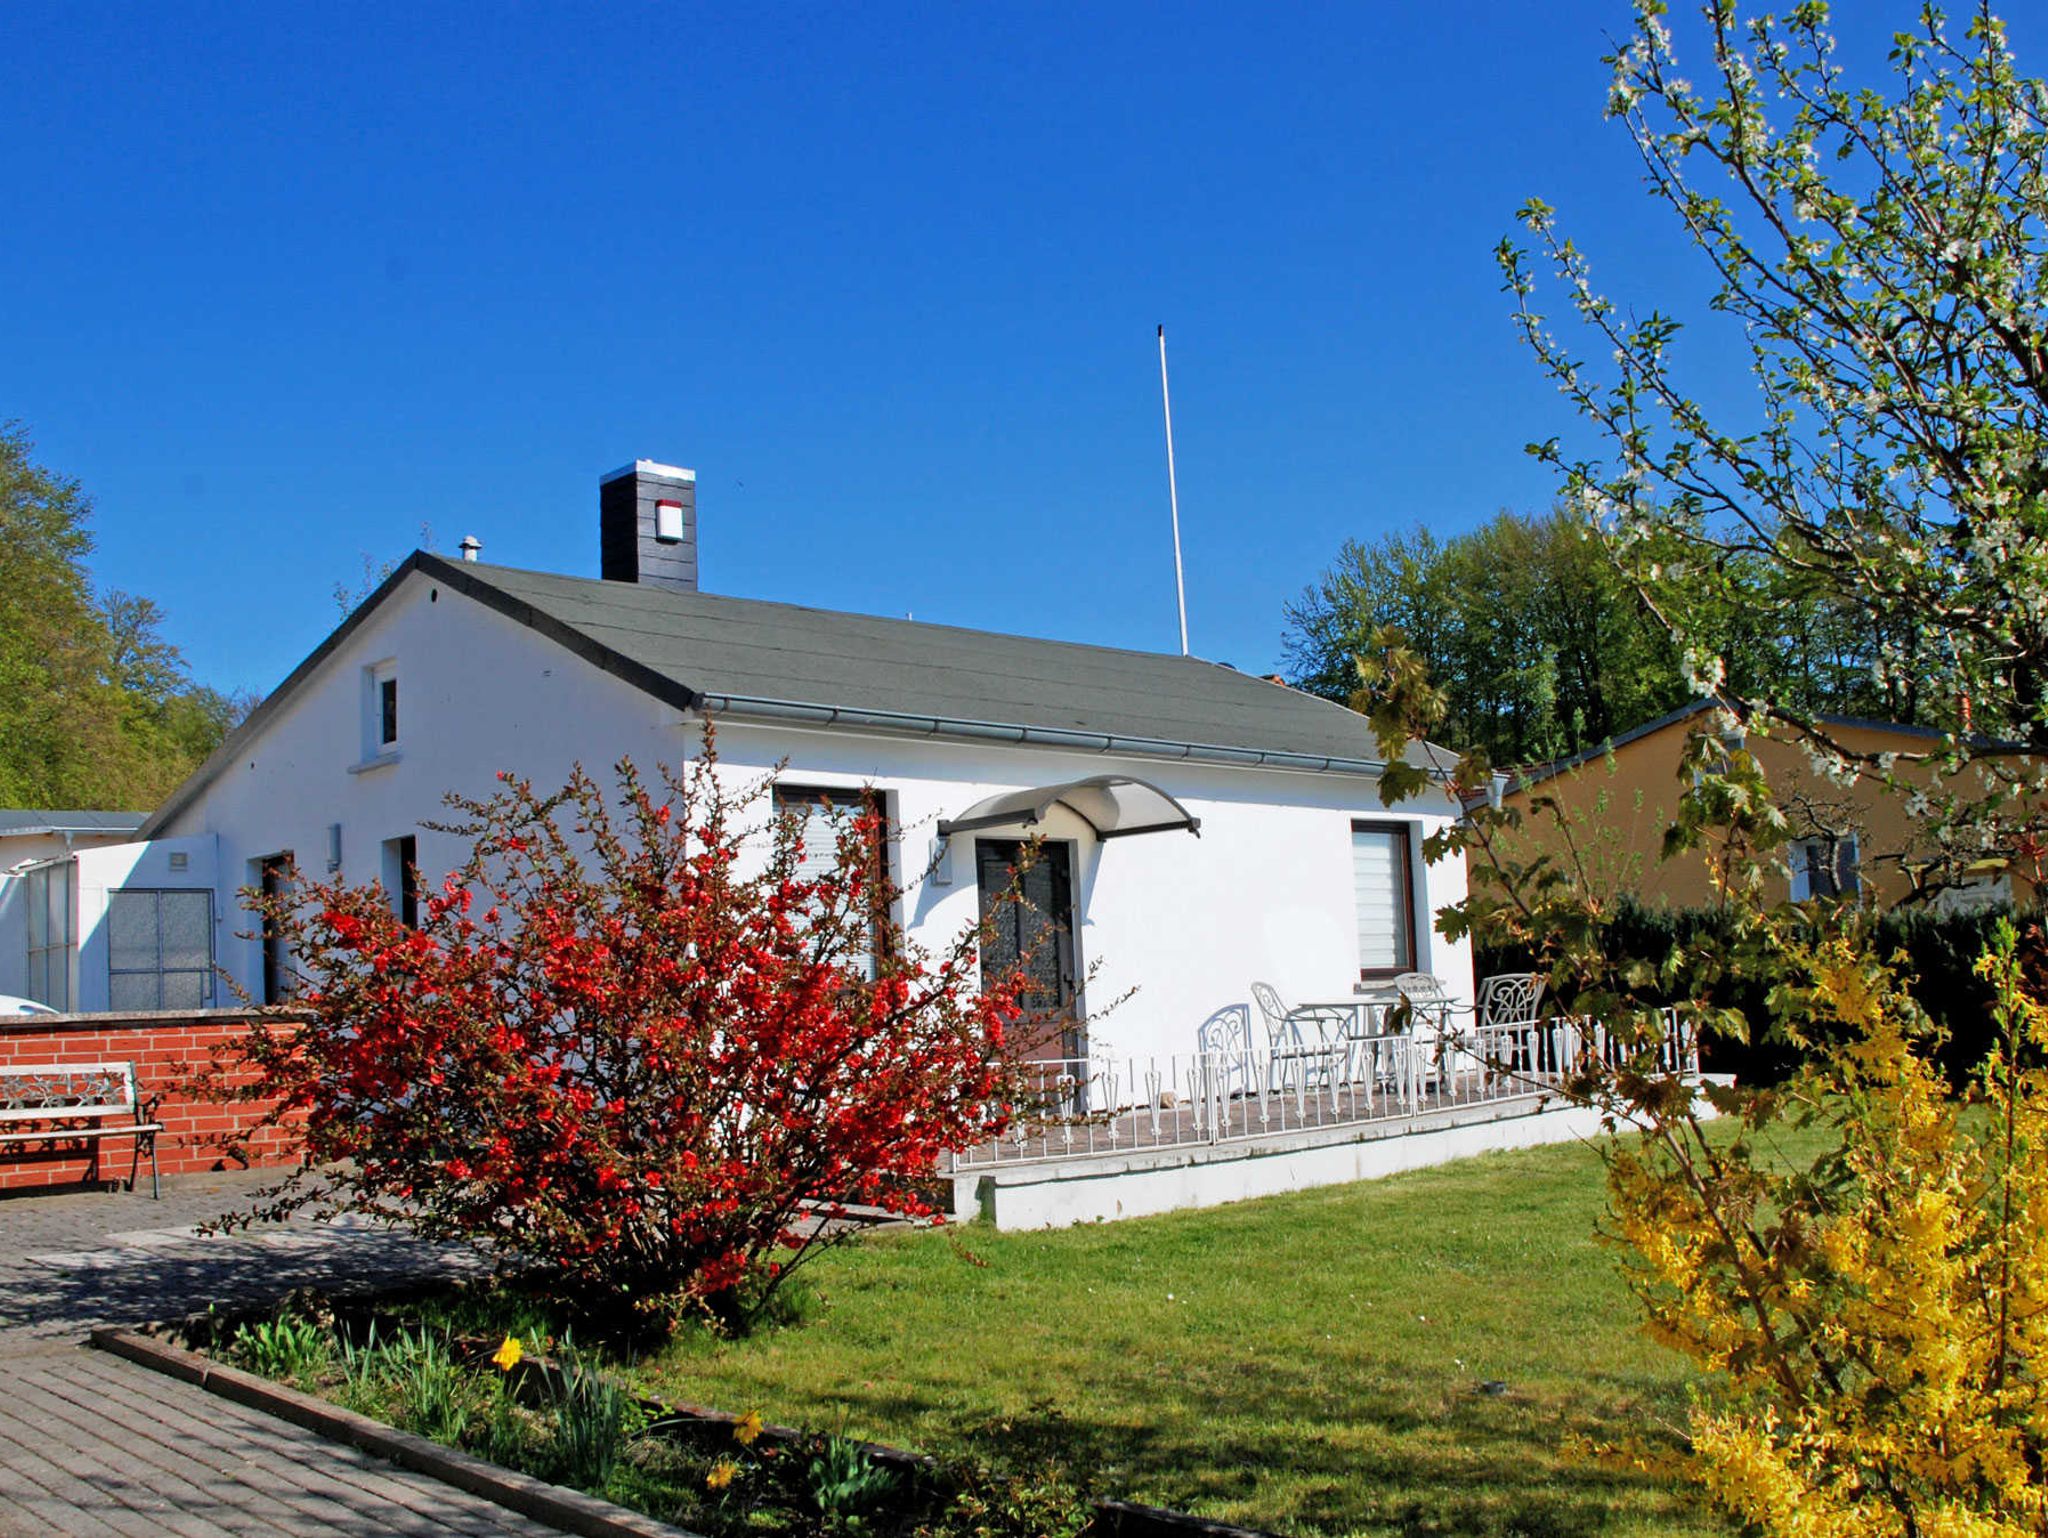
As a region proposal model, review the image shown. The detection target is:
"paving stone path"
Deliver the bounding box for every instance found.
[0,1171,557,1536]
[0,1168,485,1343]
[0,1348,560,1537]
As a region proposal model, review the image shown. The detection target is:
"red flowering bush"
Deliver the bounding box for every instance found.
[216,736,1027,1326]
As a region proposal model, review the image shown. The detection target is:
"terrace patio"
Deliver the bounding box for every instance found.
[944,1008,1701,1227]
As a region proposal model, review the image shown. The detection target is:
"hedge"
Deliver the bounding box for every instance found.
[1475,899,2042,1085]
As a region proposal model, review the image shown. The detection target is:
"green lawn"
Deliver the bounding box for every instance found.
[638,1140,1728,1538]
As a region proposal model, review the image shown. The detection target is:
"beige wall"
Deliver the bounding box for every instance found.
[1497,716,2035,910]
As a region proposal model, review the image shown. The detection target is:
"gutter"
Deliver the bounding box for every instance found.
[694,692,1393,778]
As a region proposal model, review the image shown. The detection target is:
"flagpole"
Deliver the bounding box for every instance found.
[1158,324,1189,657]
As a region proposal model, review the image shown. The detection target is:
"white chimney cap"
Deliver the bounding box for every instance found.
[601,460,696,484]
[459,535,483,562]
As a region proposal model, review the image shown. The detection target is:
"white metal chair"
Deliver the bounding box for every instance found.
[1343,989,1407,1097]
[1195,1003,1256,1092]
[1477,972,1548,1081]
[1476,972,1545,1027]
[1250,982,1347,1090]
[1369,972,1447,1034]
[1383,972,1456,1094]
[1249,981,1292,1039]
[1391,971,1449,1002]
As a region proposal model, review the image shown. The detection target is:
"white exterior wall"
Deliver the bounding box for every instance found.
[70,836,221,1013]
[146,568,1473,1058]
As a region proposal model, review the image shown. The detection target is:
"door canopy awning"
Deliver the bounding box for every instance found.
[937,775,1201,842]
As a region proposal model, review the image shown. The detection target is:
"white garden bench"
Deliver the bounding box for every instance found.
[0,1062,163,1198]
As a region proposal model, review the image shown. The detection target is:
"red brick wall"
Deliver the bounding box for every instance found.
[0,1010,305,1191]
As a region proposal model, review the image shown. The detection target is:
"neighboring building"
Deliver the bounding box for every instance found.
[1500,699,2033,911]
[0,810,149,1010]
[26,460,1475,1055]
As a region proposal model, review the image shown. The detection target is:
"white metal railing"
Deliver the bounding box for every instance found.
[946,1007,1698,1171]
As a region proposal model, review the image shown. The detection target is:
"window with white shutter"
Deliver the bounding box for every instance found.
[1352,822,1417,979]
[774,785,889,980]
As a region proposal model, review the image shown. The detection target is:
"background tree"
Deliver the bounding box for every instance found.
[1285,507,1694,765]
[1287,506,1942,772]
[0,422,247,809]
[0,420,113,807]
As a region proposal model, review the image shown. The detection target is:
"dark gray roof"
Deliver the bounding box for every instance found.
[456,558,1401,763]
[144,552,1436,838]
[0,809,147,837]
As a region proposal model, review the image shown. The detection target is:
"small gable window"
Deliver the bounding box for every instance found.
[359,659,400,764]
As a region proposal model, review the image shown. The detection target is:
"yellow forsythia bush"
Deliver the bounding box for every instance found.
[1602,921,2048,1535]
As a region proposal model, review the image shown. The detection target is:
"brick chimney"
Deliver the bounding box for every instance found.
[600,460,697,591]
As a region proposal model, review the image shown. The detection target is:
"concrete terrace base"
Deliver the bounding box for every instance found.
[950,1094,1614,1229]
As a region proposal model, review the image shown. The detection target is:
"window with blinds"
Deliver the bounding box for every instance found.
[107,888,214,1011]
[774,785,889,980]
[1352,821,1416,979]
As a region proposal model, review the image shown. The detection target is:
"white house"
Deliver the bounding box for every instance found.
[16,460,1474,1065]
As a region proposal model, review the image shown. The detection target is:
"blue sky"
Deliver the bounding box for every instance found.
[0,4,1963,696]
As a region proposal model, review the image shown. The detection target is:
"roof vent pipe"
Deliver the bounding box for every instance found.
[459,535,483,563]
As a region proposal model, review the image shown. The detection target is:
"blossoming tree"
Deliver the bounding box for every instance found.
[216,738,1030,1328]
[1499,0,2048,883]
